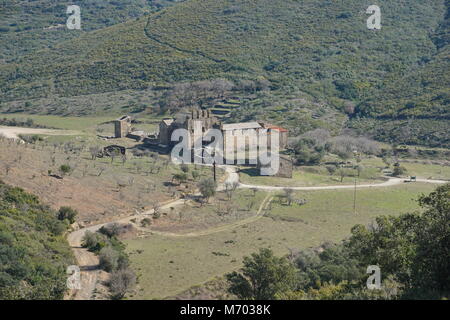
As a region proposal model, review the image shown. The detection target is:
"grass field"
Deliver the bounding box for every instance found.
[124,182,440,299]
[267,183,437,222]
[401,162,450,180]
[239,163,385,187]
[0,114,114,131]
[0,113,164,132]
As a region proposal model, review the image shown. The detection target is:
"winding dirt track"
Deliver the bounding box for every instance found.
[2,126,446,299]
[66,164,446,300]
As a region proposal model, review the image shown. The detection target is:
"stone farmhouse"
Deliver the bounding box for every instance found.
[146,108,293,177]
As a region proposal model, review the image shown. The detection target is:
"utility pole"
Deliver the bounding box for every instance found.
[353,149,358,214]
[211,149,217,182]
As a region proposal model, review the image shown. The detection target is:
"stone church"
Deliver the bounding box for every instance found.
[151,108,292,177]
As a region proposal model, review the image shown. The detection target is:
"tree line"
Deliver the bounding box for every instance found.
[227,184,450,300]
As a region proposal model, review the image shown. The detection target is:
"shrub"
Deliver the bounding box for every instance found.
[57,206,78,224]
[392,164,407,177]
[99,246,119,272]
[59,164,72,176]
[197,178,217,203]
[99,223,121,238]
[82,231,99,251]
[191,170,200,180]
[141,218,152,227]
[180,163,189,173]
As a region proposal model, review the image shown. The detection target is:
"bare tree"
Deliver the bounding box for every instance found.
[89,146,101,160]
[97,165,106,177]
[4,163,11,175]
[81,163,89,177]
[247,200,255,211]
[356,164,364,177]
[152,201,161,219]
[121,154,127,166]
[283,188,294,206]
[108,268,136,300]
[225,181,239,200]
[338,167,347,182]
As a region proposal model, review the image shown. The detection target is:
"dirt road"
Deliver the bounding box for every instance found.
[66,165,447,300]
[66,198,186,300]
[221,166,447,191]
[0,126,78,140]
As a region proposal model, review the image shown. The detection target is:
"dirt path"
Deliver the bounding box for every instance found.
[221,166,447,191]
[147,194,272,238]
[239,177,447,191]
[0,126,78,140]
[66,165,447,299]
[65,198,186,300]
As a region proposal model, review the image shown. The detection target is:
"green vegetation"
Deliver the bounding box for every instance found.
[198,178,217,203]
[0,0,447,146]
[82,223,136,299]
[401,162,450,180]
[124,183,438,299]
[57,206,78,224]
[240,162,385,188]
[0,181,74,299]
[226,248,297,300]
[230,184,450,299]
[268,183,436,222]
[0,0,183,62]
[0,117,52,129]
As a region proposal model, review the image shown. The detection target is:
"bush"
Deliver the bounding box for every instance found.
[57,206,78,224]
[82,231,100,251]
[99,246,119,272]
[192,170,200,180]
[59,164,72,176]
[392,164,407,177]
[180,163,189,173]
[99,223,133,239]
[226,248,297,299]
[141,218,152,227]
[197,178,217,203]
[289,137,325,165]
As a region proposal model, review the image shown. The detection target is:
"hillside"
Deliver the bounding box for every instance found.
[0,0,182,63]
[0,181,74,299]
[0,0,448,146]
[350,1,450,147]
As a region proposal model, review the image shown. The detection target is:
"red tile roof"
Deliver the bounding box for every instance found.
[263,124,288,132]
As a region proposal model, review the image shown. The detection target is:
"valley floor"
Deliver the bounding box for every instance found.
[0,121,448,300]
